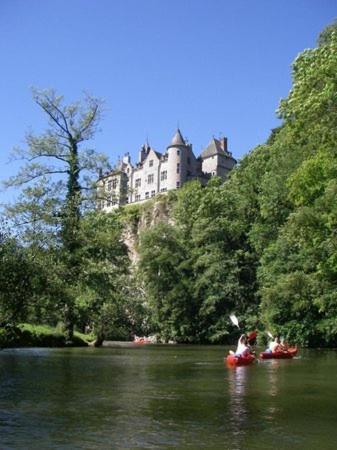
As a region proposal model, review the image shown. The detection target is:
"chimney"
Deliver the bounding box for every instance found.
[123,152,131,164]
[220,137,228,153]
[138,145,147,163]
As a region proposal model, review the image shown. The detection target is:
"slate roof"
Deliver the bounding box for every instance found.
[170,128,186,146]
[201,138,226,159]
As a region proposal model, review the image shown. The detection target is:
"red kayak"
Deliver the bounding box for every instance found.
[259,347,298,360]
[226,352,256,367]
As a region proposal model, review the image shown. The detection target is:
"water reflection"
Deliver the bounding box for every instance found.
[227,366,250,449]
[267,359,280,397]
[264,359,281,424]
[1,347,337,449]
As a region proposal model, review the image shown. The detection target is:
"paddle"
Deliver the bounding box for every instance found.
[229,314,240,329]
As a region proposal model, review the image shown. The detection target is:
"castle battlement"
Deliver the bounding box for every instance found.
[97,129,236,211]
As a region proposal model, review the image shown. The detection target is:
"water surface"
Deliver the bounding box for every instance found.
[0,345,336,449]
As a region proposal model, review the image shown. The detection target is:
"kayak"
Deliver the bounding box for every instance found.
[133,336,154,344]
[226,352,256,367]
[259,347,298,360]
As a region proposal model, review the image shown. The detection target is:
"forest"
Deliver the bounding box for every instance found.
[1,23,337,348]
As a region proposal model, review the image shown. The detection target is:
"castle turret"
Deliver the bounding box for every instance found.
[165,129,188,190]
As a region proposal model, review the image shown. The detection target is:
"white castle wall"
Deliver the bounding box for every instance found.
[97,131,236,211]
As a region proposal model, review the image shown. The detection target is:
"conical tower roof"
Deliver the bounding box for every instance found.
[170,128,186,146]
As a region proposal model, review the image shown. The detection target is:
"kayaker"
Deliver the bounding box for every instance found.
[235,334,250,356]
[268,336,281,353]
[280,338,288,351]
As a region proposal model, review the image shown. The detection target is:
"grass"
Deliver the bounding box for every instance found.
[0,323,90,348]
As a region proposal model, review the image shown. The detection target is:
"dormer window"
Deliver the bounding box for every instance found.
[149,160,154,167]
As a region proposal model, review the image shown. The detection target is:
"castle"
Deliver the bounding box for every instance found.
[97,129,236,211]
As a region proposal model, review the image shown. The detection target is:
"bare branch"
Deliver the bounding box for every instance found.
[5,167,68,188]
[32,89,71,137]
[27,153,68,163]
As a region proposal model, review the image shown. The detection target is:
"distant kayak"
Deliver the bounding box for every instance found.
[133,336,156,344]
[226,352,256,367]
[259,347,298,360]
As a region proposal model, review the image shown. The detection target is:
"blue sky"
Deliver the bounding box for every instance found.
[0,0,336,203]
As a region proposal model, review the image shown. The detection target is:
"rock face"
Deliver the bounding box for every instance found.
[121,195,174,265]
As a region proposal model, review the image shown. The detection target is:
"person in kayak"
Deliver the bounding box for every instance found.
[279,337,289,351]
[268,336,281,353]
[235,334,251,356]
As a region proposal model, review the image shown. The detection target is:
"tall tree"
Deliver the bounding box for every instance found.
[257,22,337,345]
[4,89,109,342]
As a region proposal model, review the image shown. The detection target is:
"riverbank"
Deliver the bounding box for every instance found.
[0,324,89,348]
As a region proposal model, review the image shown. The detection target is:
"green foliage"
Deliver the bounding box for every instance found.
[138,179,260,343]
[139,221,194,342]
[0,323,88,348]
[0,234,44,326]
[3,89,109,343]
[135,22,337,346]
[256,24,337,346]
[72,211,149,342]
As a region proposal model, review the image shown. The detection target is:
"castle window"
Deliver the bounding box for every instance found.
[135,178,141,187]
[176,182,180,188]
[160,188,167,192]
[187,157,191,165]
[149,160,154,167]
[176,163,180,174]
[177,150,180,155]
[145,192,149,199]
[112,179,117,189]
[107,180,112,191]
[151,190,155,197]
[147,174,154,184]
[135,194,141,201]
[160,170,167,181]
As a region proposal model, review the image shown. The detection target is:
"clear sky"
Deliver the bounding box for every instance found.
[0,0,336,204]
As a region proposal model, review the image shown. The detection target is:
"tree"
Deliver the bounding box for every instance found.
[4,89,109,342]
[138,222,195,342]
[256,22,337,345]
[75,211,132,345]
[0,227,38,326]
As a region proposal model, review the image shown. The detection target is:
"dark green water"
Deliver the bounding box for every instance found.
[0,345,337,449]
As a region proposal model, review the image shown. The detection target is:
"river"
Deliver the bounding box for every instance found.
[0,345,336,449]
